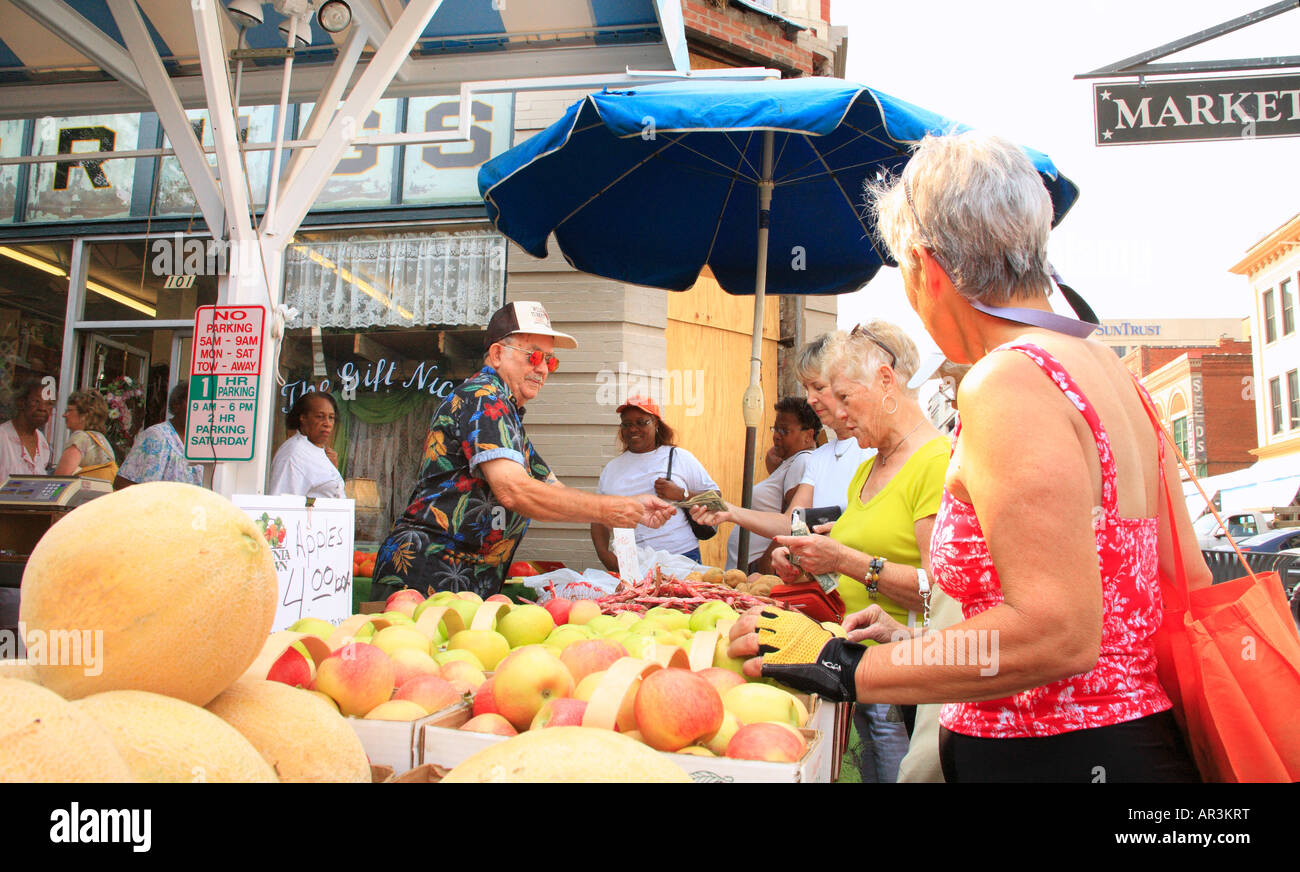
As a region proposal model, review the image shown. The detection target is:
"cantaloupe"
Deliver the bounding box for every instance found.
[206,679,371,783]
[442,726,692,783]
[20,482,278,706]
[75,689,278,783]
[0,678,134,782]
[0,659,37,683]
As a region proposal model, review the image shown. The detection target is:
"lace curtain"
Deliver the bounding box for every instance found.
[284,231,505,329]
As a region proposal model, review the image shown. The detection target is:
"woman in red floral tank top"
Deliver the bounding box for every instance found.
[727,132,1206,782]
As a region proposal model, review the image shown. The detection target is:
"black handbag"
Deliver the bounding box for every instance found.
[667,447,717,541]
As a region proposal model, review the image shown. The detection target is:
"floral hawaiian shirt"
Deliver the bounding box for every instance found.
[373,366,552,597]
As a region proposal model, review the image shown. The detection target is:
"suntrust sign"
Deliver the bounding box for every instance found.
[1094,74,1300,145]
[1098,322,1162,337]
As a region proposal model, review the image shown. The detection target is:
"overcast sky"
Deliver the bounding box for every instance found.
[829,0,1300,350]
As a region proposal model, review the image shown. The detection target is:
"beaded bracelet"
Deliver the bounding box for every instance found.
[865,556,885,598]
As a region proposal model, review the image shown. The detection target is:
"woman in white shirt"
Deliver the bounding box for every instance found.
[269,391,345,499]
[725,397,818,572]
[592,395,720,568]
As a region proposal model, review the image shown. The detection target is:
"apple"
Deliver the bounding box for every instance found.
[585,615,621,636]
[364,700,429,721]
[725,722,807,762]
[447,629,510,671]
[545,625,592,651]
[722,683,802,727]
[697,667,747,698]
[559,639,627,685]
[394,674,463,715]
[434,648,486,671]
[485,594,512,604]
[315,643,396,717]
[472,677,500,717]
[615,611,639,627]
[529,697,588,730]
[439,659,486,694]
[677,745,715,757]
[372,625,432,657]
[456,591,483,603]
[459,713,517,737]
[388,647,442,687]
[429,591,459,605]
[689,601,739,632]
[446,599,481,629]
[621,634,659,661]
[702,710,742,755]
[492,646,575,732]
[379,611,416,626]
[633,668,724,752]
[567,599,602,625]
[266,646,313,688]
[645,606,690,632]
[385,589,425,618]
[542,597,573,626]
[289,617,337,641]
[308,689,340,713]
[496,604,555,649]
[713,633,748,674]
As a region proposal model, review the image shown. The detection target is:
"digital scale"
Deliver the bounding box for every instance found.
[0,475,110,507]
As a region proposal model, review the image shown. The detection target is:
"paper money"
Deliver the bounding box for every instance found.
[789,512,840,593]
[673,490,728,513]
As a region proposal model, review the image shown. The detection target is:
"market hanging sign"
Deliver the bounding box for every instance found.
[1094,74,1300,145]
[186,305,265,462]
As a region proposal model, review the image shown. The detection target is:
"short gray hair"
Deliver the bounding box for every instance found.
[794,333,835,383]
[822,320,922,398]
[867,131,1054,305]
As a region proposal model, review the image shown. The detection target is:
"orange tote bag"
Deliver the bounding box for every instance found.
[1141,388,1300,782]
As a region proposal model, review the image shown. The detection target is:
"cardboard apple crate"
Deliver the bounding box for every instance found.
[348,701,468,773]
[661,727,824,783]
[419,704,510,771]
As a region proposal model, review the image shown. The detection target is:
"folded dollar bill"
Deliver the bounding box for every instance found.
[672,490,728,513]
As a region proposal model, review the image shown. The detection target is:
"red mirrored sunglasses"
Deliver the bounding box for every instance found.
[501,343,560,372]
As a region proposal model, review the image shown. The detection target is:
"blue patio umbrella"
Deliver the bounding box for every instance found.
[478,77,1078,554]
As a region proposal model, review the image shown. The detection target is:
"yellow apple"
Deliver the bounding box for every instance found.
[447,629,511,671]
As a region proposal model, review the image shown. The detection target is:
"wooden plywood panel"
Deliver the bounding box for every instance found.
[664,273,781,569]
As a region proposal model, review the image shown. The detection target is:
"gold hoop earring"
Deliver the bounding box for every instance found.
[883,394,898,416]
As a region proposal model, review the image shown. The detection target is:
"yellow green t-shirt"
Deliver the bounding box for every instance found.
[830,436,949,626]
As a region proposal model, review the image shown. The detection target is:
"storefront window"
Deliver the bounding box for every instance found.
[80,238,218,322]
[0,242,71,443]
[273,226,504,538]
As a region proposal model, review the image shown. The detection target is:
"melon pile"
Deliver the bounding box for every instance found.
[1,483,370,783]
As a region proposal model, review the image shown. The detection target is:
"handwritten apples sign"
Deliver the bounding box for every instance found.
[234,495,355,631]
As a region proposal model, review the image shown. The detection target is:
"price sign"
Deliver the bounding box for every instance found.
[187,305,264,461]
[234,495,355,630]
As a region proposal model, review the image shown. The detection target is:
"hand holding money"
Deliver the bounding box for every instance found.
[673,490,728,513]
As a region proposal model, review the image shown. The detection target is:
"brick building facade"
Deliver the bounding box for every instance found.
[1124,339,1258,478]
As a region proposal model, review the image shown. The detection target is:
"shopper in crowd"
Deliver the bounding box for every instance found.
[0,378,53,481]
[115,382,203,488]
[692,334,873,536]
[591,395,721,569]
[374,301,674,598]
[780,322,950,783]
[268,390,345,499]
[728,131,1204,782]
[53,389,116,480]
[724,396,818,573]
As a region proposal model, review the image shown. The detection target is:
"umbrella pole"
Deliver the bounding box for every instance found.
[736,130,775,571]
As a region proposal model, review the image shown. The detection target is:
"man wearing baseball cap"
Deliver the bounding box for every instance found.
[373,301,676,597]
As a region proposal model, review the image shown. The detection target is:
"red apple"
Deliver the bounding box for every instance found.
[266,646,313,689]
[314,643,396,717]
[472,677,500,718]
[492,646,575,732]
[386,588,426,618]
[388,647,442,688]
[633,667,724,752]
[560,639,627,685]
[725,722,807,762]
[439,659,486,694]
[542,597,573,626]
[697,666,747,698]
[485,594,512,604]
[460,713,517,737]
[394,674,462,715]
[529,697,588,730]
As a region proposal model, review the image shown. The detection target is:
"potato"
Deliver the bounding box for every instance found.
[722,569,748,588]
[702,568,725,586]
[685,571,704,583]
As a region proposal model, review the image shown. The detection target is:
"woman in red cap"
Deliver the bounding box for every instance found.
[591,395,721,568]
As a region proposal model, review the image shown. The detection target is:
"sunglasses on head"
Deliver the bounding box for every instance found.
[849,323,897,370]
[500,343,560,372]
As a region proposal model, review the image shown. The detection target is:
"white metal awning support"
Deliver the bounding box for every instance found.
[9,0,149,98]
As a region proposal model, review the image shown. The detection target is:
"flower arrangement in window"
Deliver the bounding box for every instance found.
[100,375,146,460]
